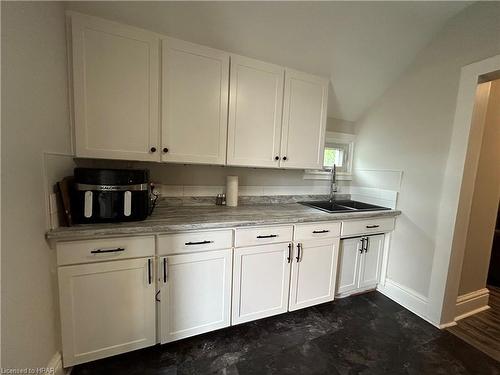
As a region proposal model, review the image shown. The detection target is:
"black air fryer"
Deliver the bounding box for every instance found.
[73,168,150,223]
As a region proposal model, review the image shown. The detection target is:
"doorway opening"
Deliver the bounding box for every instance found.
[447,75,500,361]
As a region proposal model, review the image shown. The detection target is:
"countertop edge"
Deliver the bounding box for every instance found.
[46,209,402,242]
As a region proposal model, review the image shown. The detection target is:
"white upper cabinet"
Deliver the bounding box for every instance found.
[162,38,229,165]
[71,13,160,161]
[69,13,328,167]
[280,69,329,169]
[227,56,284,168]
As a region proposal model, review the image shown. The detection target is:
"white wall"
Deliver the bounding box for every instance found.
[458,79,500,296]
[1,1,70,368]
[353,1,500,313]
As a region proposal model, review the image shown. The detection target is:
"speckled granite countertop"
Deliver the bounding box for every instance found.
[46,200,401,241]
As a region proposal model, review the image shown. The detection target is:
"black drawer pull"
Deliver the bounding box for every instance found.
[148,258,152,285]
[90,247,125,254]
[257,234,278,239]
[312,230,330,234]
[185,240,214,246]
[163,258,167,283]
[366,225,380,229]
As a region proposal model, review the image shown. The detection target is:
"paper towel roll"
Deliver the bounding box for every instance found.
[226,176,238,207]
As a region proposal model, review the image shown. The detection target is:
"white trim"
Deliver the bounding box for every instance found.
[47,351,68,375]
[303,170,352,181]
[429,54,500,325]
[377,279,436,327]
[454,288,490,321]
[439,321,457,329]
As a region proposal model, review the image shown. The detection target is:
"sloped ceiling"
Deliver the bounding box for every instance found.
[65,1,471,121]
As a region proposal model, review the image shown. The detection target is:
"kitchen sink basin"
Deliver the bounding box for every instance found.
[300,200,390,213]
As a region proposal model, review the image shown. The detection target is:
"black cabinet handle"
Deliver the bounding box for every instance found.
[287,243,292,263]
[296,243,302,262]
[185,240,214,246]
[257,234,278,239]
[359,238,365,254]
[275,156,280,161]
[148,258,152,285]
[282,156,287,161]
[150,147,157,153]
[364,237,369,252]
[90,247,125,254]
[312,230,330,234]
[366,225,380,229]
[163,258,167,283]
[163,147,169,153]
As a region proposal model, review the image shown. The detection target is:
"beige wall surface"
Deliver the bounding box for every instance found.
[1,2,70,368]
[353,2,500,297]
[326,117,356,134]
[458,79,500,296]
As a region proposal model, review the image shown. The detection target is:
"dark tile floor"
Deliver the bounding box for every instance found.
[72,292,500,375]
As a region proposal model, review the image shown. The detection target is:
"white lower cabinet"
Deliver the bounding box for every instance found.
[289,238,339,311]
[58,257,156,367]
[337,234,384,296]
[159,249,232,343]
[232,243,292,324]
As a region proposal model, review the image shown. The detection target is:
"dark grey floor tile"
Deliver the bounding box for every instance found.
[72,291,500,375]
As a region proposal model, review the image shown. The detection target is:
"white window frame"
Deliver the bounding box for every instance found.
[303,131,355,180]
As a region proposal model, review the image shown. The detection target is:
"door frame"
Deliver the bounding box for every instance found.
[429,54,500,326]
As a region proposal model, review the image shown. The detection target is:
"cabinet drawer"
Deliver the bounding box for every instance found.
[341,218,395,237]
[294,222,341,241]
[158,229,233,255]
[235,225,293,247]
[57,236,155,266]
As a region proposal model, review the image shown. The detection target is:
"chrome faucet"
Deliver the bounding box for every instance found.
[329,164,338,202]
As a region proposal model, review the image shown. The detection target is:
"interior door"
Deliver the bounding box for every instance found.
[58,257,156,367]
[232,243,291,324]
[359,234,384,289]
[71,13,160,161]
[280,69,328,169]
[289,238,339,311]
[336,237,363,295]
[227,55,284,167]
[159,249,232,343]
[162,37,229,164]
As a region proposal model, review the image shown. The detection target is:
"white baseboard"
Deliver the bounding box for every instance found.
[455,288,490,321]
[377,278,437,327]
[47,351,71,375]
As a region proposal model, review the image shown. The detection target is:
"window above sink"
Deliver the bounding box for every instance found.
[304,131,355,181]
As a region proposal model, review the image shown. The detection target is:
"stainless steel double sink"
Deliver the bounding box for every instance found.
[300,200,390,213]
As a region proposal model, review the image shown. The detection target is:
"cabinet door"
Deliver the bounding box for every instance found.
[58,257,156,366]
[71,13,160,161]
[280,69,328,169]
[162,38,229,165]
[359,235,384,289]
[232,243,291,324]
[159,249,232,344]
[289,238,339,311]
[336,238,363,295]
[227,56,284,167]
